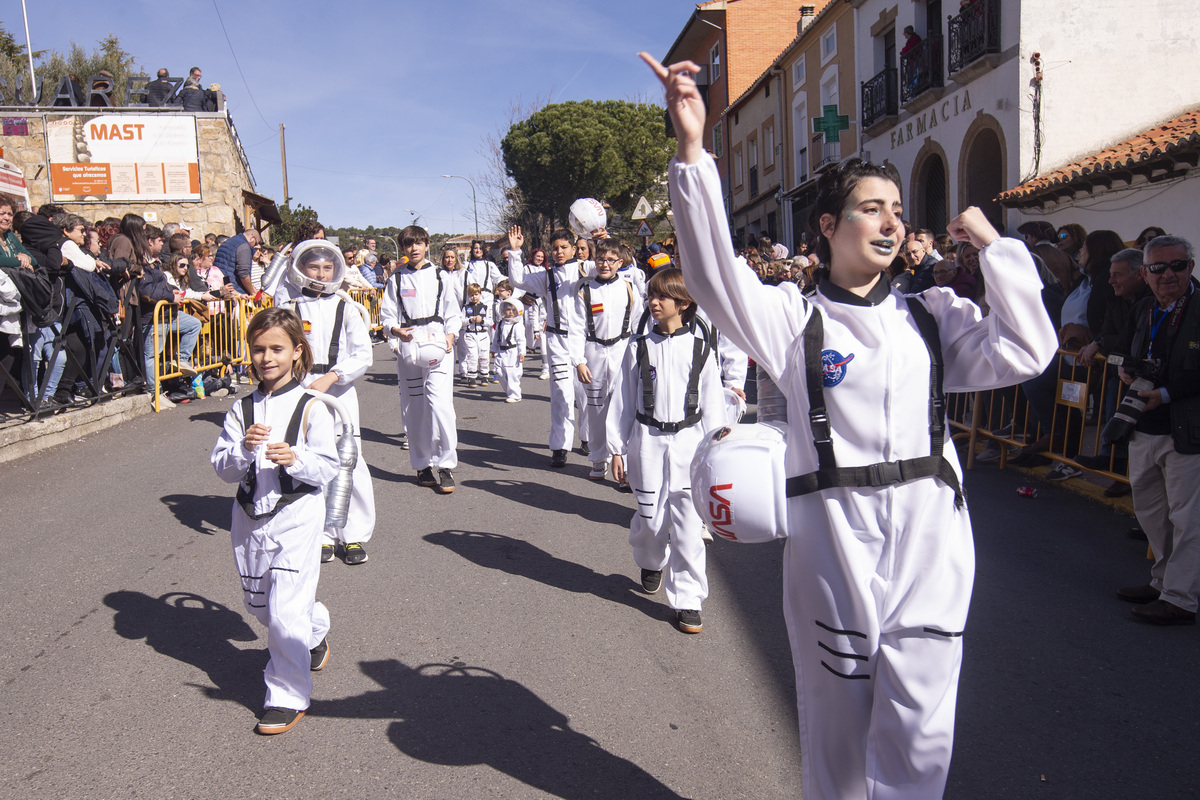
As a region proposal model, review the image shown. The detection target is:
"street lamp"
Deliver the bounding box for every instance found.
[403,209,424,228]
[441,174,479,240]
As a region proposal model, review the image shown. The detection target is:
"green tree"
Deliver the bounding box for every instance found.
[272,202,320,248]
[0,24,138,105]
[500,100,672,231]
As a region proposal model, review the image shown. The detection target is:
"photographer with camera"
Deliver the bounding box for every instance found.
[1110,235,1200,625]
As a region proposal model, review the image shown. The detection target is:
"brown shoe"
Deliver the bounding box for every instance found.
[1131,599,1196,625]
[1116,584,1159,603]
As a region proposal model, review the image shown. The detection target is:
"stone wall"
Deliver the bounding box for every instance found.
[0,110,257,238]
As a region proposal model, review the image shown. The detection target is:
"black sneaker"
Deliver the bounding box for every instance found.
[577,440,590,457]
[321,543,335,563]
[550,449,567,468]
[677,609,703,634]
[436,468,456,494]
[468,378,478,388]
[256,706,305,735]
[310,637,330,671]
[343,542,368,565]
[417,467,437,486]
[641,569,663,594]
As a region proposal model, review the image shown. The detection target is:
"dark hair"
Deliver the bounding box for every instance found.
[96,219,120,250]
[291,220,325,248]
[399,225,429,246]
[1057,223,1086,251]
[1081,229,1125,281]
[38,203,66,219]
[166,252,189,276]
[549,229,574,246]
[807,158,902,265]
[1136,226,1167,248]
[144,225,164,241]
[594,238,622,260]
[469,239,486,258]
[169,232,190,250]
[1033,242,1074,288]
[0,195,17,214]
[646,267,696,324]
[576,237,593,261]
[120,212,151,265]
[246,307,312,382]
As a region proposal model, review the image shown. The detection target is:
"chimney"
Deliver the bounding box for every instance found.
[798,5,816,34]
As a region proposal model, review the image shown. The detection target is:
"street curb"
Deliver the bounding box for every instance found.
[969,445,1135,516]
[0,394,153,465]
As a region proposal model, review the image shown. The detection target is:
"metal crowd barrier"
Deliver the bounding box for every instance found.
[150,295,274,411]
[950,348,1130,486]
[347,288,383,332]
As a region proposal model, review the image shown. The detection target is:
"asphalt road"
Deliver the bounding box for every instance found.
[2,346,1197,799]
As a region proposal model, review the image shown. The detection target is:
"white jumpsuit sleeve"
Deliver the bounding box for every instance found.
[606,339,639,457]
[212,402,254,483]
[332,306,373,386]
[380,274,400,336]
[566,287,587,366]
[669,155,811,382]
[913,238,1059,391]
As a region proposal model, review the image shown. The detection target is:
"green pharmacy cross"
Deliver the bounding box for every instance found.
[813,104,850,142]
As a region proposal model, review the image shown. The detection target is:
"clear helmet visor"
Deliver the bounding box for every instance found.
[288,240,346,295]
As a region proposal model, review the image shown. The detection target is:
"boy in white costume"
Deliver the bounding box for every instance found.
[608,267,725,634]
[212,307,338,735]
[569,238,644,480]
[493,298,526,402]
[505,227,591,468]
[455,240,505,376]
[282,241,377,565]
[643,54,1057,799]
[380,225,462,495]
[460,283,491,387]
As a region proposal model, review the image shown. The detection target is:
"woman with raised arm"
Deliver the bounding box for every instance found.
[641,53,1057,800]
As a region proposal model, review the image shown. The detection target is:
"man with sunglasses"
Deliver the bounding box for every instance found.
[1114,235,1200,624]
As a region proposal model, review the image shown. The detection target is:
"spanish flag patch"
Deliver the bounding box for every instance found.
[302,320,312,334]
[590,302,604,315]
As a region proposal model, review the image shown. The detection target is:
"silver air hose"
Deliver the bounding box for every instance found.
[756,369,788,428]
[260,248,292,298]
[301,391,358,529]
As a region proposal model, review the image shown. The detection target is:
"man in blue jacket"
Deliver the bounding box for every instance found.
[214,229,260,294]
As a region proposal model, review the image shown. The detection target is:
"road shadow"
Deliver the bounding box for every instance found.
[367,462,413,485]
[162,493,230,535]
[455,428,549,473]
[425,529,667,623]
[103,590,263,712]
[360,425,406,448]
[465,477,632,526]
[310,658,686,799]
[185,410,229,428]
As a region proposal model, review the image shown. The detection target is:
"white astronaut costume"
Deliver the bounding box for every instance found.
[507,252,592,452]
[524,295,545,355]
[494,300,527,401]
[619,262,648,298]
[608,315,726,613]
[380,259,463,472]
[212,380,338,712]
[671,155,1057,800]
[568,275,644,463]
[283,241,377,549]
[461,296,492,382]
[454,259,505,370]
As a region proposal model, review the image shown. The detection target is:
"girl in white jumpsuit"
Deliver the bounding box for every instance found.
[643,55,1058,799]
[494,298,526,401]
[608,268,725,633]
[282,241,376,564]
[212,308,338,734]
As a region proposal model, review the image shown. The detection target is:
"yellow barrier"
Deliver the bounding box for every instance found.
[953,348,1130,485]
[348,288,383,332]
[150,295,275,411]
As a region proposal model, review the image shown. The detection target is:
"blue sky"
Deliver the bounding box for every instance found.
[17,0,697,234]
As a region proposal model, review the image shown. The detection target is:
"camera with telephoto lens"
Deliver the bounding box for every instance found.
[1101,355,1164,445]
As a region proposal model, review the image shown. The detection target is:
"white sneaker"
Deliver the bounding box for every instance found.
[154,393,176,410]
[505,397,521,403]
[588,461,608,481]
[700,524,713,544]
[538,370,549,380]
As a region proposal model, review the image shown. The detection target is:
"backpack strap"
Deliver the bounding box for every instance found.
[235,393,320,521]
[309,299,345,375]
[785,298,964,508]
[397,268,444,327]
[635,317,714,433]
[545,266,567,335]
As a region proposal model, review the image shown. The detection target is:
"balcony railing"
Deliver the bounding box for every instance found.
[815,141,841,172]
[949,0,1002,74]
[900,35,943,104]
[861,67,899,129]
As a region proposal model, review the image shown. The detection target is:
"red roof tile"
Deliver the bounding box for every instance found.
[998,109,1200,204]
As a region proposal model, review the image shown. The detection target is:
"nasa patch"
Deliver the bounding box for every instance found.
[821,349,855,387]
[649,366,657,382]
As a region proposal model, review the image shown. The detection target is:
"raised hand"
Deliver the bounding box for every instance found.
[639,52,705,164]
[946,207,999,249]
[507,225,524,251]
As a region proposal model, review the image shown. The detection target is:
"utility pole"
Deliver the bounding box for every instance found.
[442,175,479,239]
[279,123,290,205]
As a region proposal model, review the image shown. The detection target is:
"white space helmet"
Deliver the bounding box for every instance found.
[398,329,448,370]
[568,198,606,240]
[689,423,789,544]
[287,240,346,295]
[722,387,747,425]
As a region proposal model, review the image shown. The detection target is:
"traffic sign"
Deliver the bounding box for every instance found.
[636,221,653,237]
[632,196,653,220]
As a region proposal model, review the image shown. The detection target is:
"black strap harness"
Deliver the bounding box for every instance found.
[463,262,493,298]
[396,268,444,326]
[236,392,320,520]
[583,280,634,346]
[497,320,519,351]
[784,296,964,508]
[544,262,574,336]
[295,298,345,375]
[635,315,715,433]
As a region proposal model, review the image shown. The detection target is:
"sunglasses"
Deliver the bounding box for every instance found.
[1145,259,1191,275]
